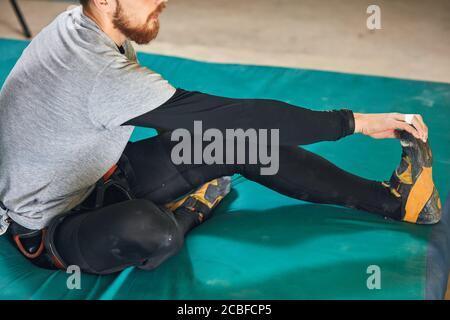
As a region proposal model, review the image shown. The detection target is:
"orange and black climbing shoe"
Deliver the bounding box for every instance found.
[383,130,441,224]
[166,176,232,223]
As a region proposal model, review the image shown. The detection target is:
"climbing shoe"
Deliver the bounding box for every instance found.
[383,130,441,224]
[166,176,232,223]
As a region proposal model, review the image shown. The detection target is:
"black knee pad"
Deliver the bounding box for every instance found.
[97,199,184,272]
[119,199,185,258]
[123,200,185,271]
[53,199,185,274]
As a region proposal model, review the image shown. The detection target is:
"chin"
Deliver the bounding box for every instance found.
[127,21,160,45]
[134,33,158,45]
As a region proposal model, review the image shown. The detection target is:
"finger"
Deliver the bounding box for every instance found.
[399,114,427,142]
[415,115,428,140]
[394,120,421,139]
[411,116,427,142]
[393,113,424,138]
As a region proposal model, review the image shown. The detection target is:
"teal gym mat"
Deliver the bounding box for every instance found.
[0,38,449,300]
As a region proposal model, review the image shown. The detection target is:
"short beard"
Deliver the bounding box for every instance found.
[112,0,165,45]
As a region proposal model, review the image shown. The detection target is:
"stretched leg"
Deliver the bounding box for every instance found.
[171,146,401,219]
[125,133,401,219]
[240,145,401,218]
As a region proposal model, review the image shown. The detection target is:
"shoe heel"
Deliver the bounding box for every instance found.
[416,188,442,225]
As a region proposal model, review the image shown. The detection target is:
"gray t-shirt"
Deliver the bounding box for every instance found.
[0,6,176,230]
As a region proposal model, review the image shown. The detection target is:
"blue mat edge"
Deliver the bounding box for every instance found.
[426,192,450,300]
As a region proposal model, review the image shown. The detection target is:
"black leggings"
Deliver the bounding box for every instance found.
[51,91,402,274]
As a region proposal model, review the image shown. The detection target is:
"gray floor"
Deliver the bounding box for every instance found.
[1,0,449,83]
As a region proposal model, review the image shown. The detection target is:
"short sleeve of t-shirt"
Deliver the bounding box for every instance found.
[88,55,176,129]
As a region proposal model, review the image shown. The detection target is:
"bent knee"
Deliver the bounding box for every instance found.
[115,199,184,253]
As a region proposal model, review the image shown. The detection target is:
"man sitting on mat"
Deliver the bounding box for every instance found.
[0,0,441,275]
